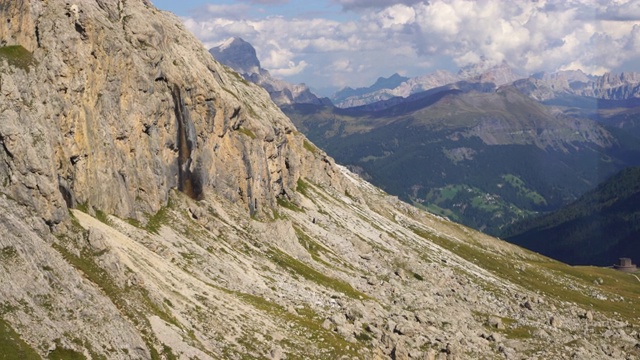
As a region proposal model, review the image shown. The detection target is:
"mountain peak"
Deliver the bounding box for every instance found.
[218,36,249,50]
[331,73,409,104]
[458,60,521,86]
[371,73,409,88]
[210,36,261,74]
[209,37,324,106]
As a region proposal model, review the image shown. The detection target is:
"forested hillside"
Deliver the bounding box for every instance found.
[503,167,640,266]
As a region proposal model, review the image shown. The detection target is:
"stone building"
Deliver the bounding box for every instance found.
[614,258,638,273]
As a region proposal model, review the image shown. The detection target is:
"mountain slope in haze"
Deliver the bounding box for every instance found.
[284,84,640,236]
[331,73,409,105]
[1,1,640,359]
[210,37,327,106]
[503,167,640,266]
[514,70,640,101]
[332,61,522,109]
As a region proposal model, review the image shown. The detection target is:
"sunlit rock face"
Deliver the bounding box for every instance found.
[0,0,342,225]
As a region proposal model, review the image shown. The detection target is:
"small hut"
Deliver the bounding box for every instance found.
[613,258,637,273]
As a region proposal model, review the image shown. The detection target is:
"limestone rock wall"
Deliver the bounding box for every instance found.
[0,0,345,226]
[0,0,40,51]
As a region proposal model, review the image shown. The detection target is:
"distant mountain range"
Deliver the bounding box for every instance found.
[281,69,640,236]
[514,71,640,101]
[331,73,410,105]
[503,167,640,266]
[331,63,640,109]
[209,37,329,106]
[209,37,640,250]
[330,60,523,108]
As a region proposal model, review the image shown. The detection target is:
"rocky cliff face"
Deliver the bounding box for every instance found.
[1,1,640,360]
[0,1,342,228]
[0,0,39,51]
[210,37,326,107]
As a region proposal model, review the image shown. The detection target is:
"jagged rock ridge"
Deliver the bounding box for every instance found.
[331,73,409,105]
[0,1,639,359]
[513,70,640,101]
[210,37,327,107]
[332,60,523,108]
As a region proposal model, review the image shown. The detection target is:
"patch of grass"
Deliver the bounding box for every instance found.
[125,218,143,229]
[277,196,304,212]
[51,240,167,357]
[52,242,121,307]
[296,178,311,197]
[231,71,250,86]
[221,86,240,100]
[137,287,182,330]
[503,325,535,339]
[0,246,18,261]
[355,323,374,343]
[235,334,261,359]
[354,331,372,342]
[0,303,17,316]
[303,140,318,154]
[410,226,640,324]
[237,127,256,139]
[75,203,89,213]
[146,200,172,234]
[0,46,34,72]
[501,174,547,206]
[271,209,286,220]
[294,226,335,268]
[234,291,362,358]
[48,339,86,360]
[481,314,535,340]
[94,209,112,226]
[161,344,177,360]
[268,247,369,300]
[0,318,41,360]
[179,251,198,262]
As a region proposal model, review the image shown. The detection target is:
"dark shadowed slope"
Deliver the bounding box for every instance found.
[504,167,640,266]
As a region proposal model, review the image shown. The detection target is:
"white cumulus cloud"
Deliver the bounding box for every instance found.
[183,0,640,92]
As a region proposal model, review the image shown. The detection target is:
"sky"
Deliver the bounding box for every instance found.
[152,0,640,95]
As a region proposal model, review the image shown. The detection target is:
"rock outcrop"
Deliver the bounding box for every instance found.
[0,0,40,51]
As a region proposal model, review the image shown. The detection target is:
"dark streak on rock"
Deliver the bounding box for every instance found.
[171,84,203,201]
